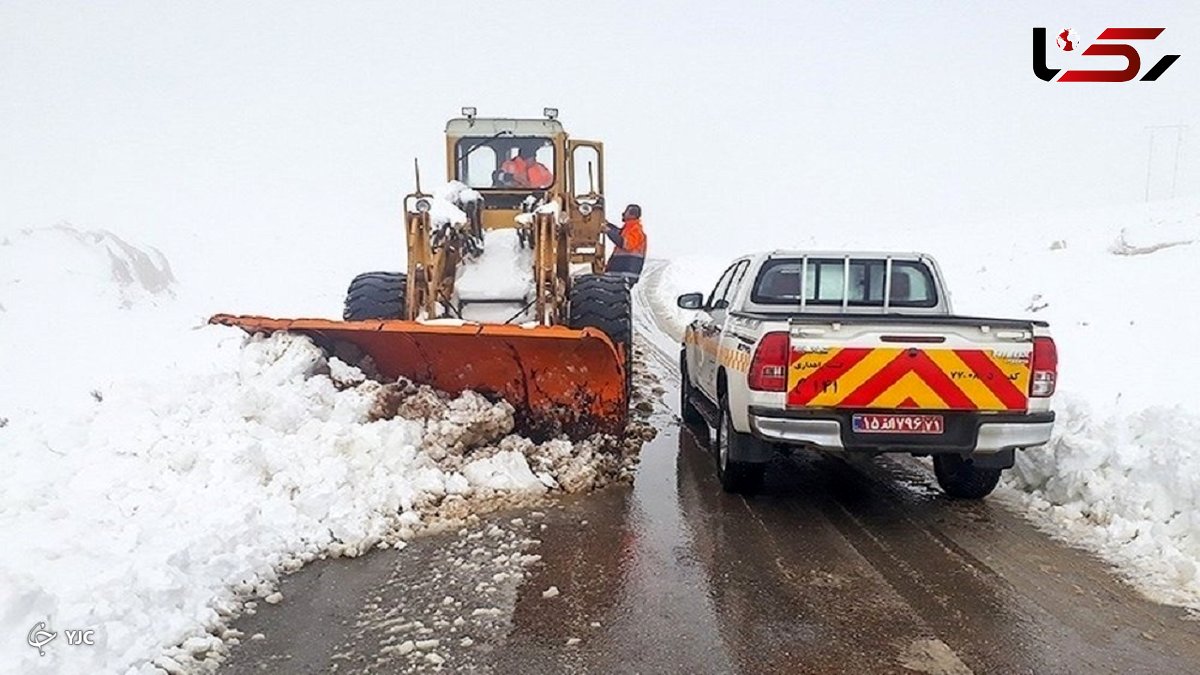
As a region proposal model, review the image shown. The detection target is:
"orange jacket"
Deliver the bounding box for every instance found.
[605,218,646,277]
[526,161,552,188]
[611,218,646,255]
[501,157,553,188]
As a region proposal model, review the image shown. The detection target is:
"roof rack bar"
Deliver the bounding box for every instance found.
[883,256,893,313]
[842,256,850,311]
[800,256,809,312]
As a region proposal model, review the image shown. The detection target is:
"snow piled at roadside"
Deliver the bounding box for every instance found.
[652,199,1200,610]
[0,225,637,674]
[1006,395,1200,608]
[0,225,181,418]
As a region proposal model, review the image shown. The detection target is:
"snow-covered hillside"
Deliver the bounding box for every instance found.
[0,225,639,674]
[652,199,1200,611]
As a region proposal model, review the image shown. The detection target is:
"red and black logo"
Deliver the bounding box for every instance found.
[1033,27,1180,82]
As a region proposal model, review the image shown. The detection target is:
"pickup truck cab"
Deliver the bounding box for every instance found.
[677,251,1057,498]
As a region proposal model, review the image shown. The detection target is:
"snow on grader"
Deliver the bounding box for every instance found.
[212,108,632,439]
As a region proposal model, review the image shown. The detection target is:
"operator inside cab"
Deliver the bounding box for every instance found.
[604,204,647,283]
[497,142,553,189]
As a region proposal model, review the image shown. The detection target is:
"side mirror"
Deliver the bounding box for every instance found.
[676,292,704,310]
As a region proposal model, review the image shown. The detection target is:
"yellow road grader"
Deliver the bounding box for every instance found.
[212,108,632,439]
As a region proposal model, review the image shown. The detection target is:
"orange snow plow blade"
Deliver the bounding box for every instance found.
[209,315,628,439]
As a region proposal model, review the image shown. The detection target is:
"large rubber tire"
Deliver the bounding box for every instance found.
[716,396,766,495]
[679,351,706,429]
[569,274,634,396]
[568,274,632,350]
[933,454,1002,499]
[344,272,407,320]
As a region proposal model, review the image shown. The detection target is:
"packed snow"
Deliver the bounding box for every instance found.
[455,228,534,318]
[649,198,1200,610]
[0,225,642,673]
[426,181,473,230]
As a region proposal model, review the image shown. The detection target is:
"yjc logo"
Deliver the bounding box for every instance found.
[27,620,95,656]
[1033,27,1180,82]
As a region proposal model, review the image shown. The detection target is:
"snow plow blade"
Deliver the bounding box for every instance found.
[209,315,628,440]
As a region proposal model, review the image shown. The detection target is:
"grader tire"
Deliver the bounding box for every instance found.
[344,272,407,320]
[569,274,634,395]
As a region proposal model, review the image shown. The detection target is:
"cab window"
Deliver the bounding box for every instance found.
[455,137,555,189]
[751,258,938,308]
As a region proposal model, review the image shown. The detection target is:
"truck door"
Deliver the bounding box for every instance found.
[697,261,747,401]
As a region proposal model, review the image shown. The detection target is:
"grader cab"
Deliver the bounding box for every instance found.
[212,109,632,439]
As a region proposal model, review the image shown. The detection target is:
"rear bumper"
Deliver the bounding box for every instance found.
[747,407,1055,456]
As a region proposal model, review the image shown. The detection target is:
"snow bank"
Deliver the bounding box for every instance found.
[1005,395,1200,608]
[653,199,1200,609]
[0,225,639,673]
[0,225,181,417]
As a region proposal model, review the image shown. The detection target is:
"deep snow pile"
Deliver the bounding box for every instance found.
[0,225,179,417]
[0,225,641,674]
[651,199,1200,609]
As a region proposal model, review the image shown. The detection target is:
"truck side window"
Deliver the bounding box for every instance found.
[707,263,739,309]
[722,261,750,306]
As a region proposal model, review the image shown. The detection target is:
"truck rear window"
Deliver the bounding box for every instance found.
[751,258,938,308]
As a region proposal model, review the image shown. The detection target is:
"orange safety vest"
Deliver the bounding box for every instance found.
[615,219,646,256]
[501,157,553,188]
[526,162,553,188]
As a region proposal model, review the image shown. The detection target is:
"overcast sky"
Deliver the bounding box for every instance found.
[2,1,1197,273]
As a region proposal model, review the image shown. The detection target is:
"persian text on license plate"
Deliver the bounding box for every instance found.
[852,414,944,435]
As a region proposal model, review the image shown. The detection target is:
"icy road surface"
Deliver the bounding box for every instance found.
[220,262,1200,674]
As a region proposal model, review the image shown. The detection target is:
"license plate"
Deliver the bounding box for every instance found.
[852,413,944,435]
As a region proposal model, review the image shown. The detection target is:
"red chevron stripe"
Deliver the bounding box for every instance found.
[788,347,873,405]
[840,350,976,409]
[954,350,1028,411]
[908,353,977,409]
[838,351,914,407]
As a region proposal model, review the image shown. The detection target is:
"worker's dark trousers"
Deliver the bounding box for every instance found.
[606,254,644,285]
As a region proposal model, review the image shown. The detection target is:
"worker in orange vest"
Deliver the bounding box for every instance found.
[500,146,553,188]
[604,204,646,283]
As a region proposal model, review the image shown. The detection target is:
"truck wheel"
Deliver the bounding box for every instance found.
[344,272,407,320]
[933,455,1002,499]
[679,351,706,429]
[716,397,765,495]
[569,274,634,395]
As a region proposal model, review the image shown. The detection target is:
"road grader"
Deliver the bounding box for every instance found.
[211,108,632,439]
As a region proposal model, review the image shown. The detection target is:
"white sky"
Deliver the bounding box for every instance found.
[2,1,1197,272]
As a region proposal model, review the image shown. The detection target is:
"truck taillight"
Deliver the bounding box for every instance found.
[748,331,790,392]
[1030,336,1057,397]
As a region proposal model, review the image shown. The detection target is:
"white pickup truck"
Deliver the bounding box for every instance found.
[677,251,1057,498]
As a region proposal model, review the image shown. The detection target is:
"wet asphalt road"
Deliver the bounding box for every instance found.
[222,347,1200,674]
[221,268,1200,674]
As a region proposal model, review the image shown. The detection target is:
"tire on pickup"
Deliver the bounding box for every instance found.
[716,395,766,495]
[933,454,1002,499]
